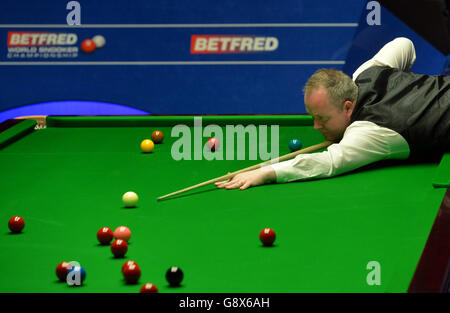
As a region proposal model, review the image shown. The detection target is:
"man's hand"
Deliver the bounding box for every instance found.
[215,167,276,190]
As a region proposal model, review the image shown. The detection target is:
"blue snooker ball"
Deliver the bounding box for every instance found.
[288,139,302,152]
[67,266,86,286]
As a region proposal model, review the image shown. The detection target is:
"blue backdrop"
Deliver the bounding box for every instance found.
[0,0,447,122]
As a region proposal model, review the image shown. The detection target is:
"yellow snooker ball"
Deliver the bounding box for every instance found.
[140,139,154,153]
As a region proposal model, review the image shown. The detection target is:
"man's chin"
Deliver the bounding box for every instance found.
[322,133,332,141]
[323,133,339,142]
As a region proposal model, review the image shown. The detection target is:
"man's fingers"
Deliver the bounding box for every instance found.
[215,181,231,189]
[216,173,251,190]
[215,172,235,187]
[240,182,251,190]
[225,181,245,190]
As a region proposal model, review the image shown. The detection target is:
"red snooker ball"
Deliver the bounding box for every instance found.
[123,262,141,284]
[8,216,25,233]
[140,283,158,293]
[122,260,138,273]
[56,262,73,282]
[97,227,114,245]
[259,228,276,246]
[206,137,219,152]
[81,39,96,53]
[111,239,128,258]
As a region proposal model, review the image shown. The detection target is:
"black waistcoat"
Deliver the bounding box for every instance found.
[352,66,450,158]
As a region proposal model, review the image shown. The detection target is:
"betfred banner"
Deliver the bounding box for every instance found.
[0,0,366,117]
[191,35,279,54]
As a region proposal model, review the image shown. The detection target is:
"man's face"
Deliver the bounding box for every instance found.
[304,87,352,142]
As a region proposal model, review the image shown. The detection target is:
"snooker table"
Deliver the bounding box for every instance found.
[0,115,449,293]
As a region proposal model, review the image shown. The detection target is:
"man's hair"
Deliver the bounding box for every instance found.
[303,68,358,110]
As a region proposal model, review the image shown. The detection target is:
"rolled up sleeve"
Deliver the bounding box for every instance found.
[269,121,410,183]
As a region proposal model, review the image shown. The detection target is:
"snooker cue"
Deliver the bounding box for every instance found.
[157,140,332,201]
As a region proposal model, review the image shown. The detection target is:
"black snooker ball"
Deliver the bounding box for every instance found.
[166,266,183,286]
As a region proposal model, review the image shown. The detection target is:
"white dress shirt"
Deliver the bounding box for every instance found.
[269,37,414,183]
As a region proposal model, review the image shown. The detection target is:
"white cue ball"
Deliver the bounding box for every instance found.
[122,191,138,207]
[92,35,106,48]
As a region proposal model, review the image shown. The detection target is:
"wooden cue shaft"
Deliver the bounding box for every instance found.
[157,141,332,201]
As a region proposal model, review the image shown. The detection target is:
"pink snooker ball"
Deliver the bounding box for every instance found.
[206,137,219,152]
[114,226,131,242]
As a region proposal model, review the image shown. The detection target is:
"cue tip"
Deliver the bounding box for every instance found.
[156,195,167,201]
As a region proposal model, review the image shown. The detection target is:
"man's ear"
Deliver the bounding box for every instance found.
[343,100,354,115]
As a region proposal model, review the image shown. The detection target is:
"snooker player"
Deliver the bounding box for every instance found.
[216,37,450,190]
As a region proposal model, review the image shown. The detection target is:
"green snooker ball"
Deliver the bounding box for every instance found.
[288,139,302,152]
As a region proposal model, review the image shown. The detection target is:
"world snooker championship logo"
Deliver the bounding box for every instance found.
[6,31,79,59]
